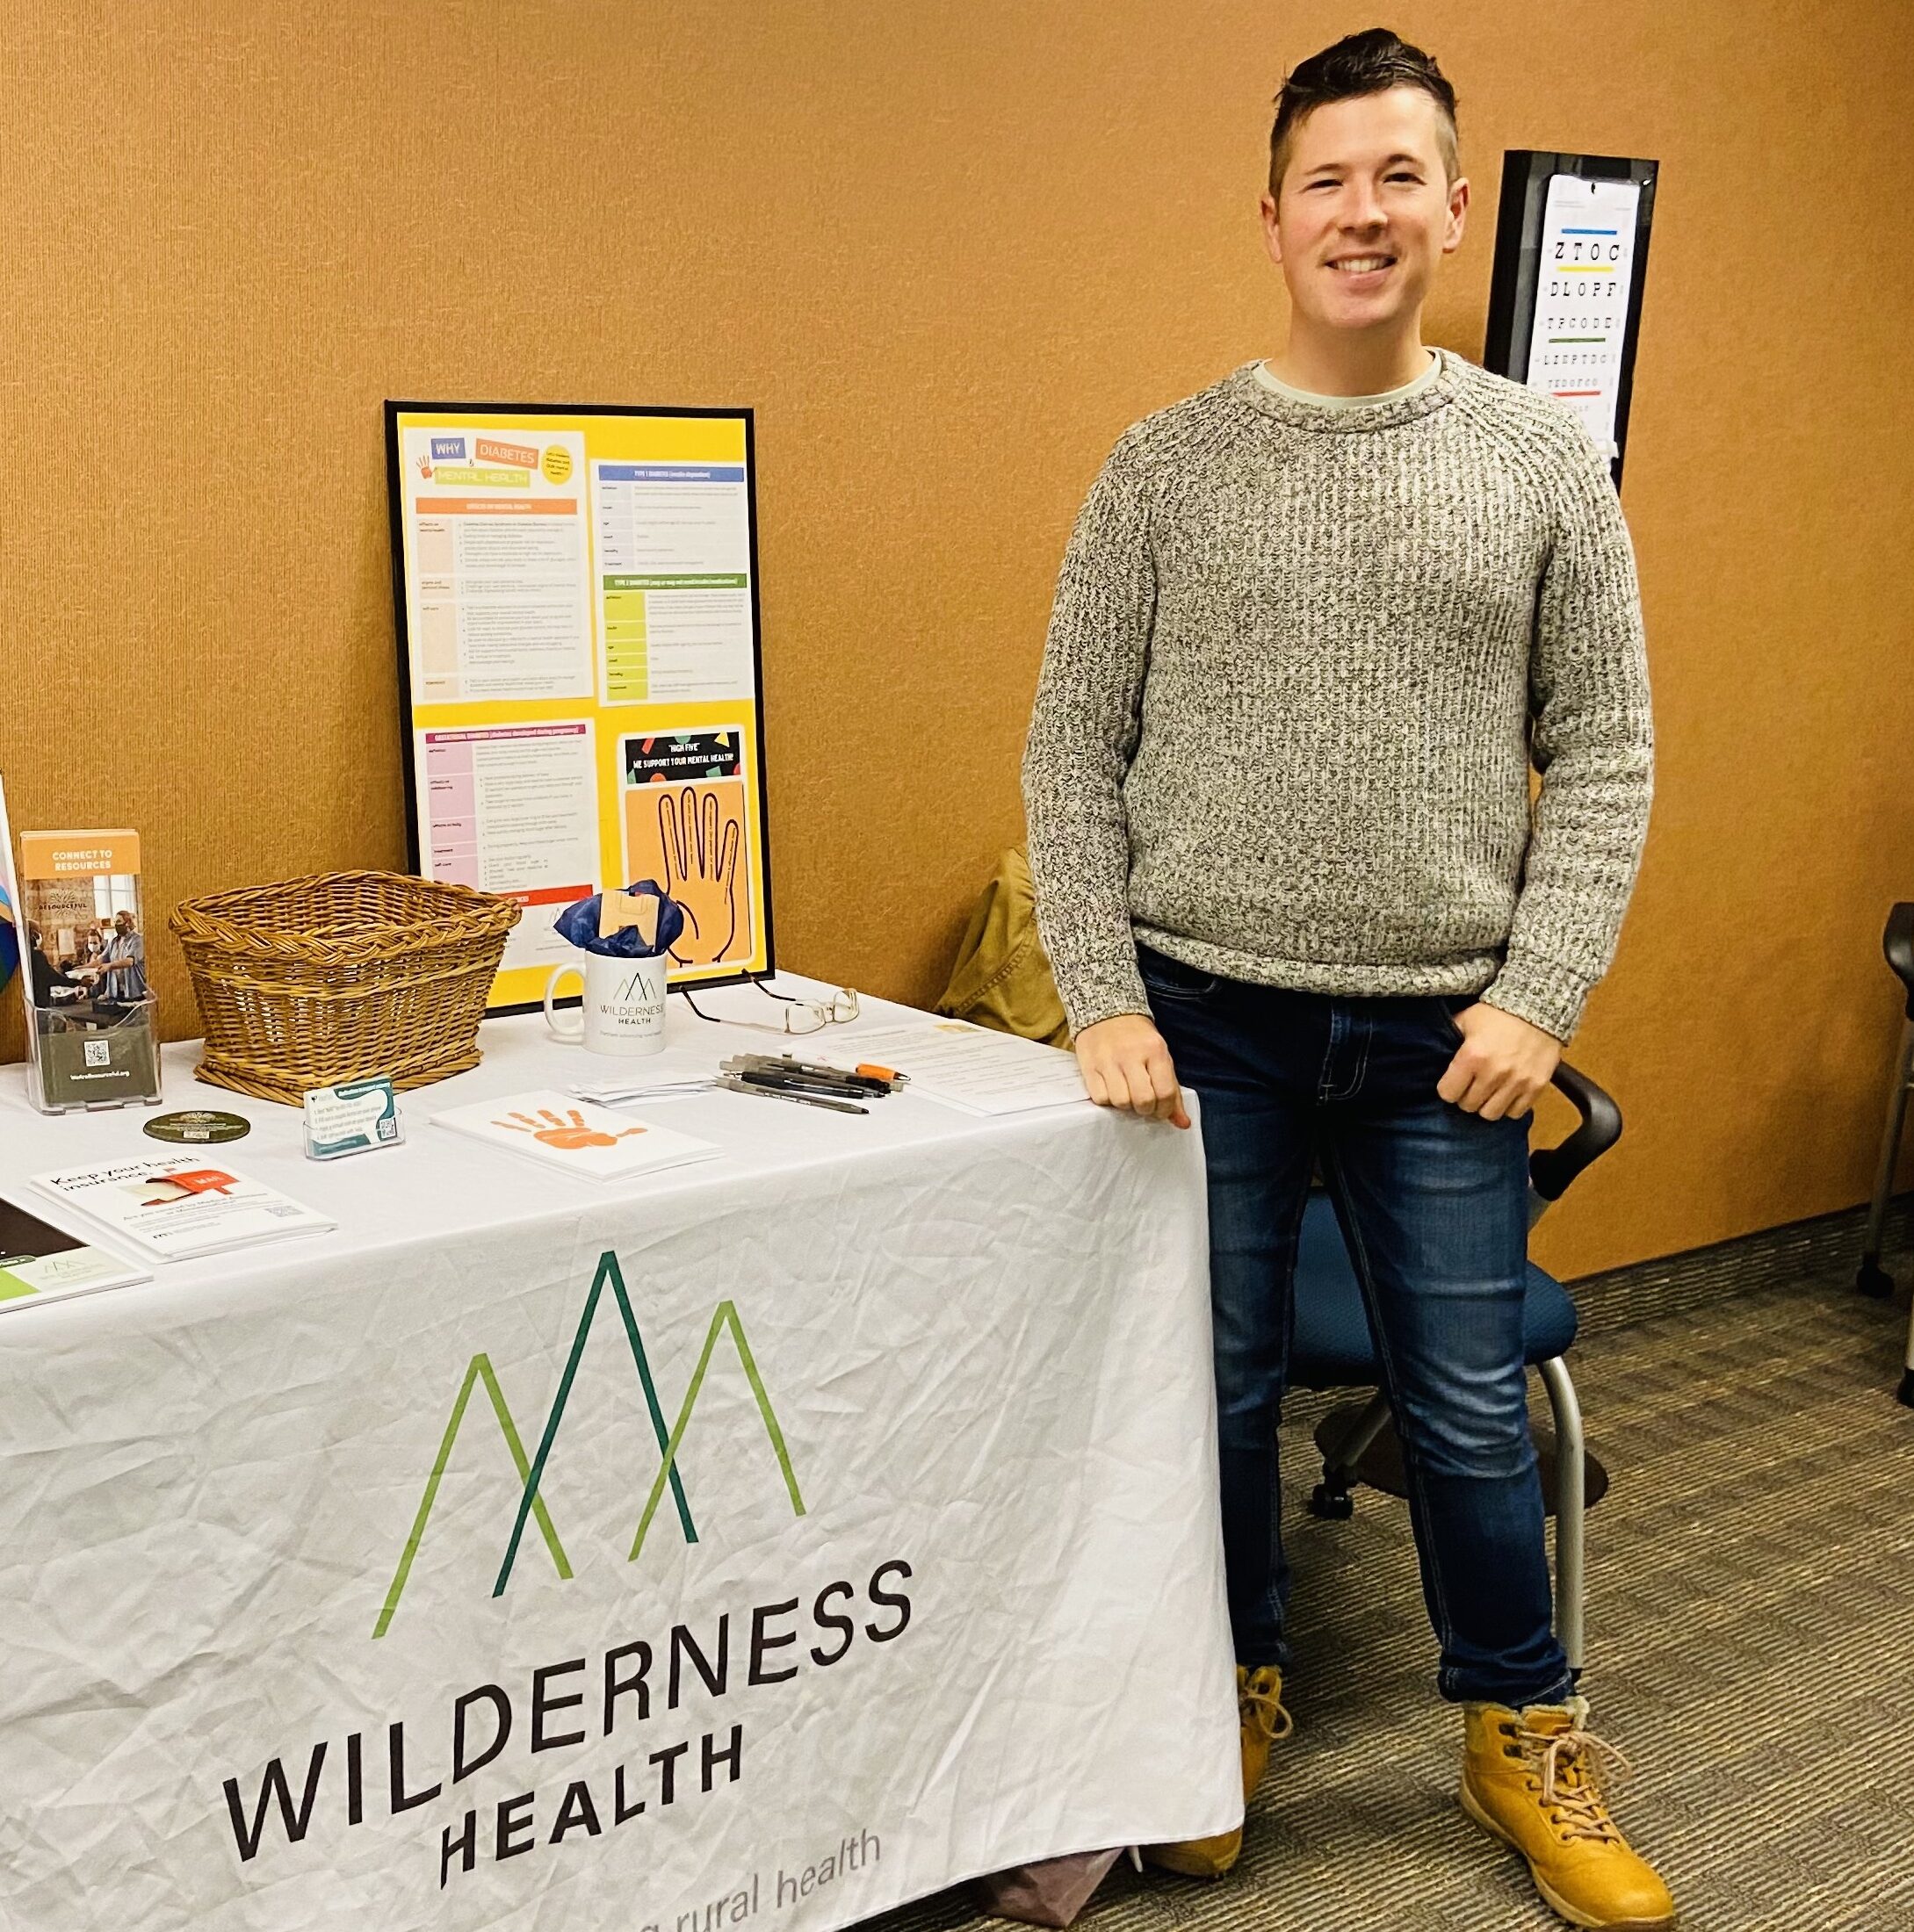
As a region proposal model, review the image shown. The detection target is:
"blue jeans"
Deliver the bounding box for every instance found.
[1140,946,1572,1708]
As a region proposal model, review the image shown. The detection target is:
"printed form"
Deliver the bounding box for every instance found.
[592,463,755,703]
[401,429,592,702]
[827,1021,1091,1117]
[417,723,598,972]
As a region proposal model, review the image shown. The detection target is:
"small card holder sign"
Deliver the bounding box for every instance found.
[303,1076,403,1161]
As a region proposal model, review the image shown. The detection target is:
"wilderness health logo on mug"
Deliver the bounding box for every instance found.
[597,964,665,1033]
[545,953,668,1056]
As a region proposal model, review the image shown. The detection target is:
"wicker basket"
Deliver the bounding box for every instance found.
[170,871,522,1105]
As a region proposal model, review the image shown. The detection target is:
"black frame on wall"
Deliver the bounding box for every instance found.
[1483,150,1659,491]
[383,399,776,1014]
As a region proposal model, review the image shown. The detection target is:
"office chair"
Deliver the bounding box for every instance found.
[1854,902,1914,1407]
[1293,1064,1623,1676]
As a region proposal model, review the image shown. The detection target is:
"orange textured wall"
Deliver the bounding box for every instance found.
[1,3,1909,1275]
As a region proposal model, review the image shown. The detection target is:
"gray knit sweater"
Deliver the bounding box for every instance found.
[1021,349,1652,1044]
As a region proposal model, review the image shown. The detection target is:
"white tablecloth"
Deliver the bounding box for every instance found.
[0,978,1236,1932]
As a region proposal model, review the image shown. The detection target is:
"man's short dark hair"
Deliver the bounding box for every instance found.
[1268,28,1458,199]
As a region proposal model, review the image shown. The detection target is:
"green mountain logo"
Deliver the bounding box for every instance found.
[373,1250,805,1639]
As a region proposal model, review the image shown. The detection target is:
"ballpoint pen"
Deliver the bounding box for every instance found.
[733,1070,875,1101]
[771,1055,908,1090]
[719,1053,906,1097]
[719,1056,897,1100]
[716,1075,868,1115]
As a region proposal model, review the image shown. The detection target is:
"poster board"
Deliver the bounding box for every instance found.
[386,403,773,1013]
[1483,152,1659,489]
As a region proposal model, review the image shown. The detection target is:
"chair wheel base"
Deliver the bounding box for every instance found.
[1897,1368,1914,1409]
[1309,1482,1354,1520]
[1857,1260,1896,1299]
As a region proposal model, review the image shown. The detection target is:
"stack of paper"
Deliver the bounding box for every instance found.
[567,1074,719,1106]
[30,1160,336,1262]
[820,1020,1088,1116]
[433,1091,719,1183]
[0,1194,151,1310]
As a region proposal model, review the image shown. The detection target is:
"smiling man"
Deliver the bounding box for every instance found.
[1022,28,1668,1931]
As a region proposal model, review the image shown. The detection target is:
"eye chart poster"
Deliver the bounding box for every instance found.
[387,406,773,1012]
[1524,173,1642,459]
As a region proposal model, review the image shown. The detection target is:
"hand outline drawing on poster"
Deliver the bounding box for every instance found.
[658,787,741,966]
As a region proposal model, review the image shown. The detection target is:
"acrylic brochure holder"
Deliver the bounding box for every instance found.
[0,786,163,1114]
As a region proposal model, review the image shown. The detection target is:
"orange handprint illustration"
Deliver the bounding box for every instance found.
[622,732,753,970]
[655,785,741,967]
[497,1107,647,1152]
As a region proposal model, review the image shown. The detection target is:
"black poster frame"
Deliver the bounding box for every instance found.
[384,399,776,1015]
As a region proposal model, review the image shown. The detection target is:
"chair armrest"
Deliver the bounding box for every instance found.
[1529,1062,1623,1205]
[1885,903,1914,1017]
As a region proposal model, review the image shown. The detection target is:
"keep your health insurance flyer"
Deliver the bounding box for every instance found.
[390,407,771,1011]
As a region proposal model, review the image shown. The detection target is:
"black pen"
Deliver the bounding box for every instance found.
[736,1072,873,1101]
[716,1075,868,1115]
[722,1053,901,1096]
[720,1058,878,1099]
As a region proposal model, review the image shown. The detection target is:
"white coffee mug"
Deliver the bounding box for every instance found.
[544,953,668,1056]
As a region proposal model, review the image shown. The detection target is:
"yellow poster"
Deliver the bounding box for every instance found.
[386,405,771,1012]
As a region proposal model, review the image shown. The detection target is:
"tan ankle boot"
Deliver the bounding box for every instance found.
[1144,1665,1291,1878]
[1460,1698,1675,1928]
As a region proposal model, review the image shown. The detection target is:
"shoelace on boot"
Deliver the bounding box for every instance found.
[1241,1677,1294,1748]
[1510,1717,1632,1844]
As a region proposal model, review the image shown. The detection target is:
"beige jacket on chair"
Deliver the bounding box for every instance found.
[935,847,1072,1049]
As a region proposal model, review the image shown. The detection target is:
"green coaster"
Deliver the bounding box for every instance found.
[144,1109,251,1145]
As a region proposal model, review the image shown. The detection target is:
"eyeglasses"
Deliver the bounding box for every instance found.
[771,987,860,1034]
[679,980,860,1035]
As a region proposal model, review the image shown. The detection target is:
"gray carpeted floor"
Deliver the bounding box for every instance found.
[862,1258,1914,1932]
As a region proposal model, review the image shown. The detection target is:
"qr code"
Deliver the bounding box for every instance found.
[83,1041,111,1068]
[264,1203,300,1218]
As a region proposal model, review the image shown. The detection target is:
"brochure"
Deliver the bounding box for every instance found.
[0,1194,151,1310]
[13,825,163,1113]
[30,1160,336,1262]
[432,1090,719,1184]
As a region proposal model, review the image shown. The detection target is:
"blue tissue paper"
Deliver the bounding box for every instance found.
[553,880,685,958]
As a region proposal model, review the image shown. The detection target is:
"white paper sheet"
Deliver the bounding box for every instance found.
[822,1019,1089,1116]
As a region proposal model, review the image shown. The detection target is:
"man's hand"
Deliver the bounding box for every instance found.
[1437,1004,1562,1121]
[1074,1014,1190,1128]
